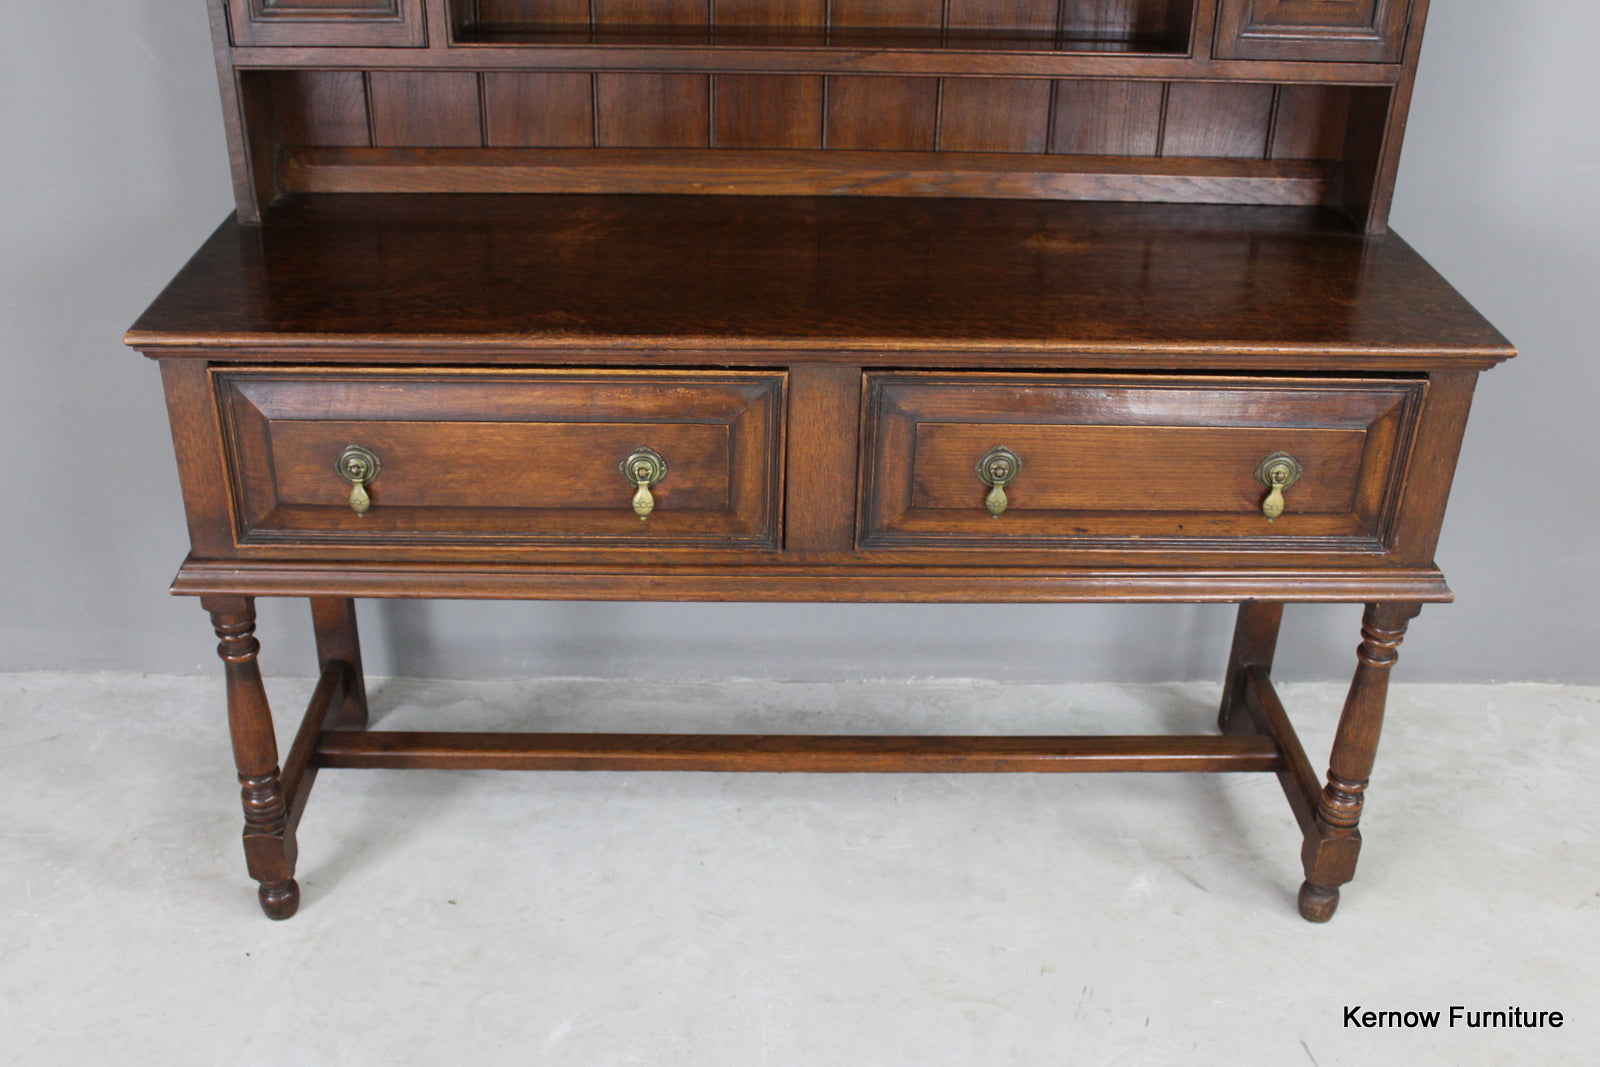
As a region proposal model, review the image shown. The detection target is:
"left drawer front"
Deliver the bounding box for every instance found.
[217,369,784,550]
[226,0,426,47]
[860,373,1425,553]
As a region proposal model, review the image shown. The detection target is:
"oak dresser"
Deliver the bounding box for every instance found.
[127,0,1513,920]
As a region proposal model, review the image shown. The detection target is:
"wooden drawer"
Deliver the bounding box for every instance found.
[1214,0,1413,63]
[225,0,426,47]
[216,368,784,550]
[859,373,1425,552]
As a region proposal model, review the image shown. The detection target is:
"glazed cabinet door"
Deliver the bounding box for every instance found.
[226,0,427,47]
[1214,0,1413,63]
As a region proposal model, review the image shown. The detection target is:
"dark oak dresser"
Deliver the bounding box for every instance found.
[127,0,1513,920]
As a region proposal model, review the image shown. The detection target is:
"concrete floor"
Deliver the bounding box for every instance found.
[2,672,1595,1065]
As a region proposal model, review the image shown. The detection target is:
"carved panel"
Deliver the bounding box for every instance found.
[227,0,426,46]
[859,373,1425,552]
[1215,0,1412,63]
[215,368,786,552]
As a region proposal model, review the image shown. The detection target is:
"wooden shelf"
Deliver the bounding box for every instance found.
[127,194,1513,363]
[225,45,1403,84]
[278,147,1335,205]
[451,24,1190,55]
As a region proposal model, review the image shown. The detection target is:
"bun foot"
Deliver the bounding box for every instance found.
[1298,881,1340,922]
[258,879,300,920]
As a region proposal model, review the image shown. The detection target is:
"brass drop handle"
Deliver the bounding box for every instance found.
[1256,451,1302,521]
[620,447,667,520]
[336,445,381,516]
[976,445,1022,518]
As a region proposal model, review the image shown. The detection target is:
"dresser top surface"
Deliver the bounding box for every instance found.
[127,195,1511,366]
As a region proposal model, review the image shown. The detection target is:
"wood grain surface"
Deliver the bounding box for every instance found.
[128,194,1510,360]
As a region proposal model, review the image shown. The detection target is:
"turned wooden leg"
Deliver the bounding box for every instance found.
[311,597,369,730]
[1218,602,1284,735]
[1298,601,1422,922]
[203,596,300,920]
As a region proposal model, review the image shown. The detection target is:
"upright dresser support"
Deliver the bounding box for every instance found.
[193,594,1438,921]
[1299,602,1423,921]
[204,596,300,920]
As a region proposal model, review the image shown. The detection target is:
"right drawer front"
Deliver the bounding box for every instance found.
[860,373,1425,552]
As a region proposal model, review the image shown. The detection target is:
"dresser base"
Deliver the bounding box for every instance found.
[199,594,1419,923]
[173,559,1454,604]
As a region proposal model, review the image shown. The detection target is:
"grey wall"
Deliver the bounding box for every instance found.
[2,2,1594,683]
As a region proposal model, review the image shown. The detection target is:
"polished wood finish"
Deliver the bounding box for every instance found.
[217,368,785,550]
[1245,663,1322,835]
[459,0,1196,48]
[281,659,346,832]
[208,0,1435,231]
[1049,79,1165,155]
[277,147,1334,204]
[128,197,1509,360]
[368,71,481,146]
[1218,601,1282,734]
[483,72,594,147]
[1215,0,1413,64]
[1299,601,1420,921]
[226,0,427,47]
[204,596,299,919]
[317,731,1283,773]
[860,373,1421,550]
[134,192,1507,922]
[168,559,1458,603]
[310,597,368,729]
[136,0,1509,919]
[782,364,860,553]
